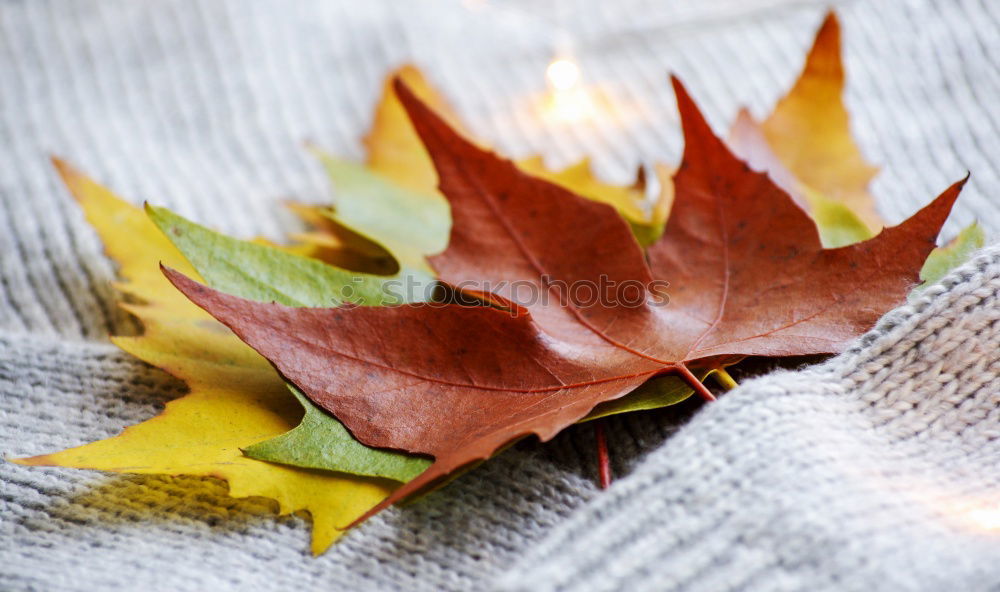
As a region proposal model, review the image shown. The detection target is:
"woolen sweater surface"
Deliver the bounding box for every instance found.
[1,1,998,590]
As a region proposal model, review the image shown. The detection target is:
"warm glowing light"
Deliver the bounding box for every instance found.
[546,89,596,122]
[543,56,597,123]
[911,486,1000,533]
[546,58,581,92]
[953,504,1000,531]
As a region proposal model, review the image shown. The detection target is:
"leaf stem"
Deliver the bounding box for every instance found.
[713,368,739,391]
[594,420,611,489]
[674,364,716,401]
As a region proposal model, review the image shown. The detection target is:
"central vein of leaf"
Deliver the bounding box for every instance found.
[284,328,658,393]
[685,183,731,359]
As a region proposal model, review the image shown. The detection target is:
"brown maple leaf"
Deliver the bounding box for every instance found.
[164,76,962,525]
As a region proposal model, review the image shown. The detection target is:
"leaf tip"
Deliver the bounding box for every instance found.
[670,74,745,176]
[7,454,52,467]
[50,156,87,195]
[144,201,177,227]
[803,9,843,80]
[160,264,203,297]
[940,174,968,210]
[669,75,713,148]
[393,62,424,84]
[889,176,968,252]
[819,9,841,39]
[668,73,687,105]
[391,75,415,108]
[302,139,321,156]
[392,76,448,155]
[50,155,74,178]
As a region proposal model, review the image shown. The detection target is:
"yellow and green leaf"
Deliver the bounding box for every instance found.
[760,12,882,231]
[918,222,985,290]
[12,160,399,555]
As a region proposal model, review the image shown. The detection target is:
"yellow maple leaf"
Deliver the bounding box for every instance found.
[364,64,466,197]
[12,159,394,555]
[760,11,882,230]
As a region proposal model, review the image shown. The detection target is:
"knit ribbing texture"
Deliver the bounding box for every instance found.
[1,0,998,590]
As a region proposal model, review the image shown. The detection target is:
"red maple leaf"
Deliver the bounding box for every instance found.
[165,76,962,524]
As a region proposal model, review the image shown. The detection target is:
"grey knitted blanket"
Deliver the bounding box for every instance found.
[2,1,998,590]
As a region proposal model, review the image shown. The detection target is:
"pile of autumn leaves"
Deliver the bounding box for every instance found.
[15,13,982,555]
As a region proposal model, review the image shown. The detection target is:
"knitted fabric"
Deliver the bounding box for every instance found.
[1,0,998,590]
[499,247,1000,591]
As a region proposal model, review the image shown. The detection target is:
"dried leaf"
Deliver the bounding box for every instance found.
[918,222,986,290]
[580,371,713,423]
[297,65,666,268]
[365,64,466,196]
[729,108,872,248]
[167,77,960,526]
[307,147,448,280]
[646,77,960,360]
[146,205,408,308]
[12,161,400,554]
[243,386,431,481]
[144,205,431,481]
[760,11,881,229]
